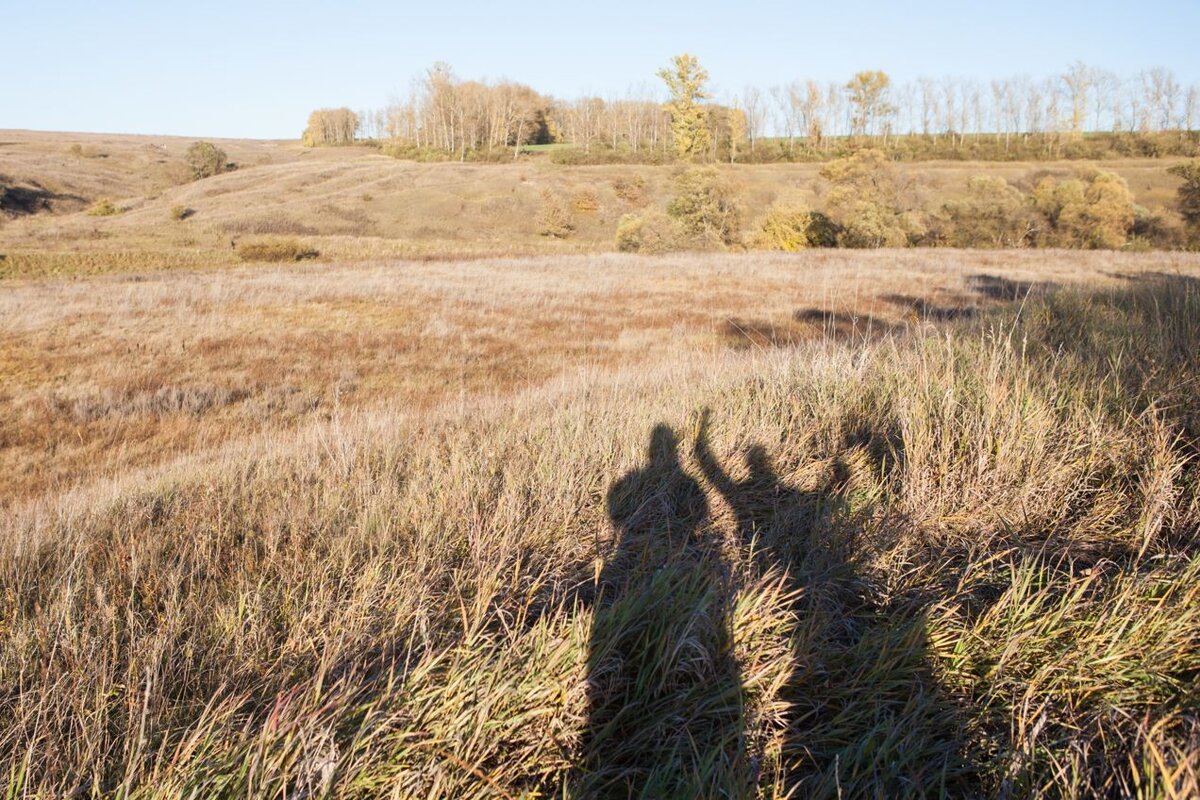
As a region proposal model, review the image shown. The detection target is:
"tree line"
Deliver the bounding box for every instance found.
[306,56,1199,163]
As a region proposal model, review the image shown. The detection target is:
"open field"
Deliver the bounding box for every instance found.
[4,248,1198,508]
[3,127,1200,797]
[3,240,1200,795]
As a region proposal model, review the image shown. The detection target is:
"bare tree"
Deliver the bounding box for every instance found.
[740,86,767,152]
[1090,68,1120,132]
[1062,61,1092,135]
[918,77,938,137]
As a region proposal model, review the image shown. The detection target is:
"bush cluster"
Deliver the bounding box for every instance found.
[666,167,742,247]
[607,152,1190,254]
[536,190,575,238]
[86,198,120,217]
[186,141,229,180]
[236,238,320,262]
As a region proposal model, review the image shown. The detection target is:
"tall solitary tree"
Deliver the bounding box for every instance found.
[845,71,894,139]
[658,54,712,160]
[1062,61,1093,136]
[185,141,228,180]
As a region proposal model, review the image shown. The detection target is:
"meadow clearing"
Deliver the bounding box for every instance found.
[2,128,1200,797]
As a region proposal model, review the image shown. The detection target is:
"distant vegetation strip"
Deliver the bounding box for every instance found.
[305,56,1200,164]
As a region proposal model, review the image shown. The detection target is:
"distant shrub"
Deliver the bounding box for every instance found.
[804,211,839,248]
[571,189,600,213]
[381,142,453,162]
[753,205,809,251]
[666,167,742,247]
[615,214,643,252]
[612,175,649,205]
[819,149,917,248]
[169,205,194,221]
[1130,205,1186,250]
[1168,159,1200,228]
[236,238,320,262]
[1033,168,1135,249]
[751,203,838,251]
[536,190,575,238]
[614,210,675,253]
[834,201,914,248]
[186,141,228,180]
[943,176,1036,248]
[67,143,106,158]
[86,198,119,217]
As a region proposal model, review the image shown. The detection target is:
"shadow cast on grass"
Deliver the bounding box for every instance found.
[576,413,977,797]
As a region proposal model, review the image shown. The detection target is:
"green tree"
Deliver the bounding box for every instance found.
[1167,160,1200,227]
[667,167,741,246]
[658,54,712,160]
[185,141,228,180]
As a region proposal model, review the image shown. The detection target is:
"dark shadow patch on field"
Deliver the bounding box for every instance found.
[573,409,985,795]
[1106,269,1184,283]
[722,311,901,351]
[880,293,979,321]
[0,182,88,216]
[793,308,901,340]
[968,273,1055,301]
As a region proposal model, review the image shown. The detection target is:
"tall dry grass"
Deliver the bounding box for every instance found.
[1,268,1198,797]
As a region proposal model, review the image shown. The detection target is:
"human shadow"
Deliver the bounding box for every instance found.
[578,424,749,797]
[691,410,972,797]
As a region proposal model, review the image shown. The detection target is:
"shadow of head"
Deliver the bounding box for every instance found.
[648,423,680,468]
[745,444,771,477]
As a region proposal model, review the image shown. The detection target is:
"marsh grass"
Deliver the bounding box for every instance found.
[1,267,1198,797]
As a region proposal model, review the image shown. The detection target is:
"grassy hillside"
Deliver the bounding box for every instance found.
[1,130,1193,280]
[2,250,1200,796]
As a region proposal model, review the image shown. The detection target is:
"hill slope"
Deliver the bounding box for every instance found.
[1,130,1191,279]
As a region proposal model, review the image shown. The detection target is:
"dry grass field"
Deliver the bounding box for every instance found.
[3,129,1200,798]
[5,248,1196,508]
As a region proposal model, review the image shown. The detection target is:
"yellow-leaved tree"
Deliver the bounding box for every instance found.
[658,54,712,161]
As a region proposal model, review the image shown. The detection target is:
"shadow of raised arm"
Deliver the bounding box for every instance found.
[694,407,737,500]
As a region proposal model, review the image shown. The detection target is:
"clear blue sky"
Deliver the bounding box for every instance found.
[3,0,1198,138]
